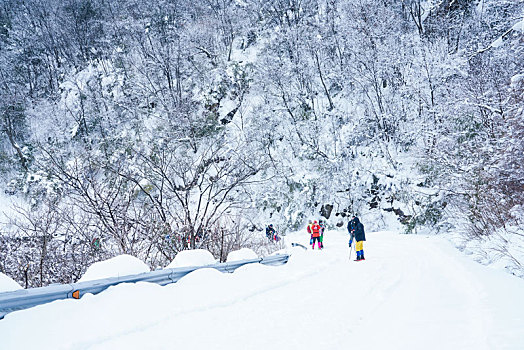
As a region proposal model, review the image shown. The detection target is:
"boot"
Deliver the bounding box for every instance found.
[361,252,365,260]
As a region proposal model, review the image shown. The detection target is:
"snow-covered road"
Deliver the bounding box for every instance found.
[1,230,523,349]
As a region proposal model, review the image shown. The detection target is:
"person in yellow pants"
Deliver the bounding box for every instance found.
[356,241,364,260]
[350,216,366,261]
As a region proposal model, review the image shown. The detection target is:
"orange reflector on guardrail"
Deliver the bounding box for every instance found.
[72,290,80,299]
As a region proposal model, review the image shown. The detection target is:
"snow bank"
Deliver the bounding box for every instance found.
[446,226,524,278]
[490,19,524,49]
[490,36,504,48]
[0,273,23,293]
[78,255,150,282]
[0,192,12,214]
[512,19,524,33]
[166,249,216,268]
[226,248,258,262]
[2,230,524,349]
[0,192,27,226]
[176,268,226,289]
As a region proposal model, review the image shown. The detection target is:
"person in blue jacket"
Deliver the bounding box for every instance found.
[348,216,366,261]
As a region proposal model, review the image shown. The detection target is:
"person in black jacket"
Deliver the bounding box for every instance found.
[347,217,355,247]
[348,216,366,261]
[266,224,275,241]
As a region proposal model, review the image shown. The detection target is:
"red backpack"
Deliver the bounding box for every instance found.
[311,224,321,237]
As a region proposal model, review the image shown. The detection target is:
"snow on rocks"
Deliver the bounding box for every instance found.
[226,248,258,262]
[166,249,216,269]
[78,254,150,282]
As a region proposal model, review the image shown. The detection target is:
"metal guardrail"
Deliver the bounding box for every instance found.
[291,242,308,250]
[0,254,290,319]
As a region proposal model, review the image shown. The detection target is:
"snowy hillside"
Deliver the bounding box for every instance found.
[1,0,523,288]
[1,229,523,350]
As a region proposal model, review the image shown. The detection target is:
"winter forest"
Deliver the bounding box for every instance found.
[0,0,522,288]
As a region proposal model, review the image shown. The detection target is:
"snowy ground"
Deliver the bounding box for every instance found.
[1,229,524,350]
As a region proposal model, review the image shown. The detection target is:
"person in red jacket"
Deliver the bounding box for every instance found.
[310,220,322,250]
